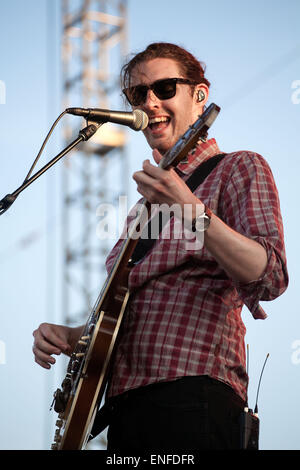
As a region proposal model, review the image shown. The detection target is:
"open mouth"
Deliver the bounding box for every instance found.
[148,116,171,133]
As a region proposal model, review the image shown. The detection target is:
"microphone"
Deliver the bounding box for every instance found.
[66,107,149,131]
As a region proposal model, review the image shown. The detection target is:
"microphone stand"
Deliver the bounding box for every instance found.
[0,122,101,216]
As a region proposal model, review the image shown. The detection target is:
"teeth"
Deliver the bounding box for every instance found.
[149,116,169,125]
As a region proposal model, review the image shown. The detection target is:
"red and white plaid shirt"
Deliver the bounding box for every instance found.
[105,138,288,401]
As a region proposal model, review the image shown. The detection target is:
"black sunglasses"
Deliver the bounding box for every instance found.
[123,77,196,106]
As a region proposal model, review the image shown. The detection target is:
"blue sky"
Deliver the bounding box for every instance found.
[0,0,299,450]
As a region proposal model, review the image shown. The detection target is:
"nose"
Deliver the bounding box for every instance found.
[142,89,160,109]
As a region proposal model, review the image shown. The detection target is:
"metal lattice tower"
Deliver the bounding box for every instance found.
[61,0,128,326]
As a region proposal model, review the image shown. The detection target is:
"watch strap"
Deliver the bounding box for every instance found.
[191,205,212,232]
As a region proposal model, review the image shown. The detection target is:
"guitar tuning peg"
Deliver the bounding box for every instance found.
[75,352,85,358]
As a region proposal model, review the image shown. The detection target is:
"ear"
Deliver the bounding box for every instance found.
[194,84,209,107]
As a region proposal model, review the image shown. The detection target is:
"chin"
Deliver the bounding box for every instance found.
[148,137,174,155]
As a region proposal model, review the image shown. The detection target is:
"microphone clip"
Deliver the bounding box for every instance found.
[79,121,102,141]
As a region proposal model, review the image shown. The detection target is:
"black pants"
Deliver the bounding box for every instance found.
[106,376,245,451]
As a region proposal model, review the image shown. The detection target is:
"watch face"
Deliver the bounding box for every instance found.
[195,214,210,232]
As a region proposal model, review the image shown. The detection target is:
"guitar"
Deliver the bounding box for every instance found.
[50,103,220,450]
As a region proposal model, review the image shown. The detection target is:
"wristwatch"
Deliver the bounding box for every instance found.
[191,205,212,232]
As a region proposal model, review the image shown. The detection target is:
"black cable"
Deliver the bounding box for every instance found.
[0,110,68,215]
[254,353,270,415]
[23,110,68,183]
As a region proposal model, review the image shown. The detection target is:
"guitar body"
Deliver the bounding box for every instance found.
[50,103,220,450]
[51,248,135,450]
[56,285,130,450]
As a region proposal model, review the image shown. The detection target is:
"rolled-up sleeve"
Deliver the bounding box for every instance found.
[221,152,289,319]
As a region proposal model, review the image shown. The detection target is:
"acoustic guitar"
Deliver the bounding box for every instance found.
[50,103,220,450]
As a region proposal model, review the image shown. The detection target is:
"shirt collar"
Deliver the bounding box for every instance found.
[176,138,221,176]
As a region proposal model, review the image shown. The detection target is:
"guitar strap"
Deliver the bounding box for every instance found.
[130,152,227,264]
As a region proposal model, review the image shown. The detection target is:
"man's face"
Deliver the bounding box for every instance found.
[129,58,206,154]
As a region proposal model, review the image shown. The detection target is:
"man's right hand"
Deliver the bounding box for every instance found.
[32,323,82,369]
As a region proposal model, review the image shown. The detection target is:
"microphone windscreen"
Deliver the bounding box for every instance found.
[133,109,148,131]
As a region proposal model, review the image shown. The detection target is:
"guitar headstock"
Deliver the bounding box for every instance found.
[160,103,220,170]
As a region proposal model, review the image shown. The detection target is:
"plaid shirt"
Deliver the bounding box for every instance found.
[105,138,288,401]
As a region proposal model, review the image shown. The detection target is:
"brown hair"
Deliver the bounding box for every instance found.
[121,42,210,94]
